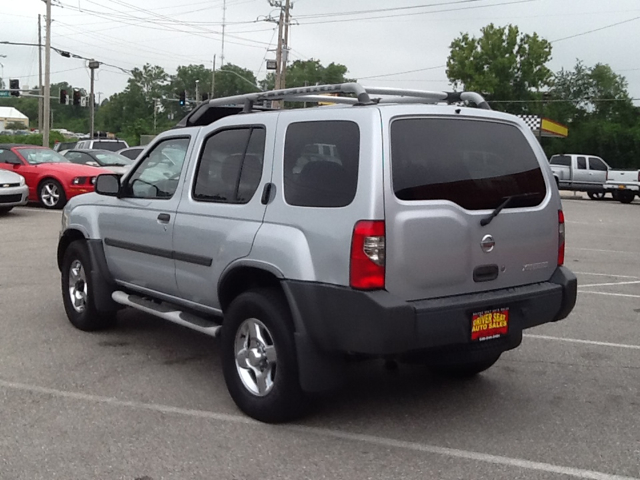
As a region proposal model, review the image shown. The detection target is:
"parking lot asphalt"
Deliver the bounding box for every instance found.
[0,197,639,480]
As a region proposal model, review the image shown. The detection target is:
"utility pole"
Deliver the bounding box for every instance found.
[38,14,43,134]
[211,55,216,99]
[274,7,284,92]
[221,0,227,67]
[43,0,51,147]
[88,60,99,139]
[281,0,291,90]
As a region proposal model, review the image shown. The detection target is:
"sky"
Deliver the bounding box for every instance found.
[2,0,640,106]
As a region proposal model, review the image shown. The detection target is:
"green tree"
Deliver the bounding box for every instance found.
[446,24,552,113]
[214,64,260,97]
[260,59,353,91]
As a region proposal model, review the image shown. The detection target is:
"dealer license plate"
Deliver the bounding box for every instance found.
[471,308,509,342]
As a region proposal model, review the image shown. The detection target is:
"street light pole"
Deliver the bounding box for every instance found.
[42,0,51,147]
[88,60,99,139]
[195,79,200,105]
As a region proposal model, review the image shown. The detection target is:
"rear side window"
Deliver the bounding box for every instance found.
[391,118,546,210]
[284,121,359,207]
[193,127,265,204]
[550,155,571,166]
[577,157,587,170]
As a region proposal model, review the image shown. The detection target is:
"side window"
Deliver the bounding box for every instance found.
[193,127,265,204]
[284,121,360,208]
[577,157,587,170]
[589,157,607,171]
[0,149,21,164]
[124,137,190,199]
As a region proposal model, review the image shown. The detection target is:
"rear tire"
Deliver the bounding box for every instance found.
[61,241,117,331]
[221,288,306,423]
[428,353,501,378]
[618,191,635,204]
[0,207,13,214]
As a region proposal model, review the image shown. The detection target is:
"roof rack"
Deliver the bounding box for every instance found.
[206,82,491,111]
[175,83,490,128]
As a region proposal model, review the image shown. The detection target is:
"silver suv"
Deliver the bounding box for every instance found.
[57,84,577,423]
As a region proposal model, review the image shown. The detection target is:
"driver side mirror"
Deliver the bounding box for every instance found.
[95,173,121,197]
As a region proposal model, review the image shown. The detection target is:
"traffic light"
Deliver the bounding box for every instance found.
[9,79,19,97]
[179,90,186,106]
[72,89,81,106]
[201,92,209,102]
[60,89,68,105]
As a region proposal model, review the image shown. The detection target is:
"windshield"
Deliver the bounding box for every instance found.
[20,148,70,165]
[94,152,133,167]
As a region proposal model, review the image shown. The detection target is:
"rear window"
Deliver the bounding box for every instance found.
[93,141,127,152]
[550,155,571,166]
[390,118,546,210]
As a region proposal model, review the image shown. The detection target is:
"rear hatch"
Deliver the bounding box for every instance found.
[384,114,557,301]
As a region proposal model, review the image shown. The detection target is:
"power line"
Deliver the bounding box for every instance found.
[551,16,640,43]
[358,65,446,80]
[295,0,535,25]
[294,0,487,19]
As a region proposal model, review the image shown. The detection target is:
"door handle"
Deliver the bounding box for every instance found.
[261,183,274,205]
[157,213,171,223]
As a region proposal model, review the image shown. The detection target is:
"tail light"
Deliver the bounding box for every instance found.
[350,220,385,290]
[558,210,565,266]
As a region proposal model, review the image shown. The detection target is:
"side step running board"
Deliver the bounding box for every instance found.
[112,291,222,338]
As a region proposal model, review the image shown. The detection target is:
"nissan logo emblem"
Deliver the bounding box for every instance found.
[481,234,495,253]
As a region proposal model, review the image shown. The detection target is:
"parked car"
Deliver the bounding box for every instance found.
[549,154,610,199]
[53,141,78,152]
[0,169,29,213]
[117,146,145,160]
[58,84,577,423]
[61,149,133,175]
[75,138,129,152]
[0,144,104,209]
[603,169,640,203]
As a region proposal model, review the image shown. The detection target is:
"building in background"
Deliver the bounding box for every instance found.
[0,107,29,130]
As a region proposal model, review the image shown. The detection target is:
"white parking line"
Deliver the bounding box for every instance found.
[0,378,637,480]
[578,280,640,288]
[573,272,640,279]
[578,291,640,299]
[525,334,640,351]
[570,247,640,255]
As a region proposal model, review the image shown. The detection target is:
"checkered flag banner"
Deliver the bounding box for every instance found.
[517,115,542,131]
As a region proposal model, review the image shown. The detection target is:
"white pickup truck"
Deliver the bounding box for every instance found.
[549,154,610,200]
[603,169,640,203]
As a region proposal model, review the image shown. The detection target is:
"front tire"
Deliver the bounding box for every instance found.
[221,288,306,423]
[587,192,605,200]
[0,206,13,214]
[61,241,116,331]
[39,179,67,209]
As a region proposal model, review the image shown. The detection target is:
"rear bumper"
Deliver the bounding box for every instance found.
[603,183,640,192]
[283,266,577,356]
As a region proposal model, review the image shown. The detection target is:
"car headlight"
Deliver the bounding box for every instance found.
[19,176,26,186]
[72,177,87,185]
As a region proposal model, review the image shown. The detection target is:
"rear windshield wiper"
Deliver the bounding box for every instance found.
[480,193,540,227]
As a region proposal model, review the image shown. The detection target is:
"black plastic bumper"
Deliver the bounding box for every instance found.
[283,266,577,356]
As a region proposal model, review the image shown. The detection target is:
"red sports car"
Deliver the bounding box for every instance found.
[0,144,105,209]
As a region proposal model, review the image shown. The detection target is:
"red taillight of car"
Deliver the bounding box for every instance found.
[350,220,385,290]
[558,210,565,266]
